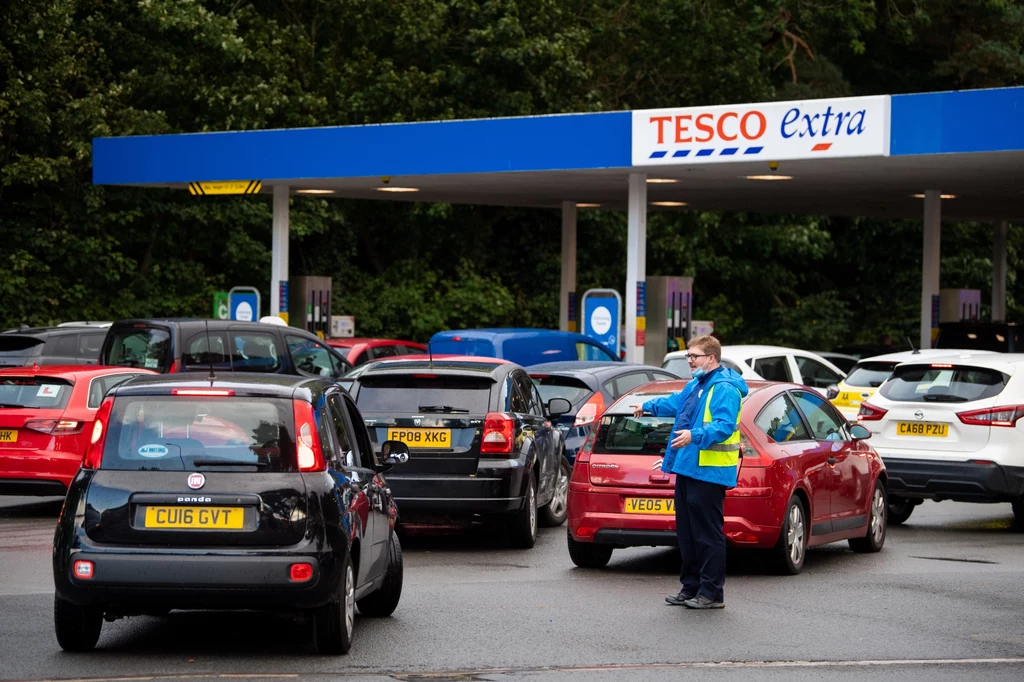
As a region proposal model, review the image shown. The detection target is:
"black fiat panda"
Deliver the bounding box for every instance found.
[52,373,408,655]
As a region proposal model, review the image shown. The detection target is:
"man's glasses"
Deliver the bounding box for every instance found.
[685,353,711,361]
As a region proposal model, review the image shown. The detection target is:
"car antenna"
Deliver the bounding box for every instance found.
[906,335,919,354]
[204,319,216,380]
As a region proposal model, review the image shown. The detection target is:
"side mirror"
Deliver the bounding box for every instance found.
[380,439,410,465]
[825,384,840,400]
[546,397,572,418]
[850,424,871,440]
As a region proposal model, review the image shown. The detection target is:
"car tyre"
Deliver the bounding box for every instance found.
[566,530,613,568]
[315,553,355,655]
[1012,496,1024,530]
[887,496,916,525]
[539,456,571,527]
[770,496,807,575]
[849,480,887,553]
[356,530,403,617]
[54,595,102,652]
[508,474,538,549]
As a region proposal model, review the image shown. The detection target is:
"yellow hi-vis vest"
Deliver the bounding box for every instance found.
[697,385,742,468]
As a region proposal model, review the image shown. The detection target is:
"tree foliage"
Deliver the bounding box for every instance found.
[1,0,1022,348]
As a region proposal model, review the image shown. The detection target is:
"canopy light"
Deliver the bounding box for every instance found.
[651,201,688,207]
[912,193,957,199]
[575,203,601,208]
[376,186,420,193]
[743,175,793,181]
[295,189,334,195]
[646,178,678,184]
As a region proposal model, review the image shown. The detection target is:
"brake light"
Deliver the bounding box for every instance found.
[82,397,113,469]
[24,419,84,435]
[739,442,773,468]
[957,405,1024,427]
[480,412,515,455]
[73,560,94,579]
[574,426,599,465]
[289,563,313,581]
[857,402,888,421]
[574,392,607,427]
[292,401,327,472]
[412,374,438,379]
[931,363,953,368]
[171,388,234,396]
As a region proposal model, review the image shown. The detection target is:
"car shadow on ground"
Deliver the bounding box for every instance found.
[0,497,63,519]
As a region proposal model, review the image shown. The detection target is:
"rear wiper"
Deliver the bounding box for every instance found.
[417,405,469,413]
[192,459,269,469]
[0,403,25,408]
[922,394,969,403]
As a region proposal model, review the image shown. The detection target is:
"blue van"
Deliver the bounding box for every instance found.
[428,328,622,366]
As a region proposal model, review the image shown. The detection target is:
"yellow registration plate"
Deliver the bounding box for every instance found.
[624,497,675,515]
[835,392,864,407]
[896,422,949,438]
[143,506,244,529]
[0,429,16,443]
[387,428,451,449]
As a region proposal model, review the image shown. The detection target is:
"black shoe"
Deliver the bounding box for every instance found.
[665,590,695,606]
[683,595,724,610]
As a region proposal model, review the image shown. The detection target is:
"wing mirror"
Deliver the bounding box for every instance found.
[825,384,840,400]
[380,439,410,465]
[546,397,572,418]
[850,424,871,440]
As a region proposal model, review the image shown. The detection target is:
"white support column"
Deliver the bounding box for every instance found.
[920,190,941,349]
[271,185,290,321]
[559,201,578,332]
[625,173,647,364]
[993,221,1008,322]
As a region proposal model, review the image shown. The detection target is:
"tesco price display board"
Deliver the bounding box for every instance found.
[632,95,890,166]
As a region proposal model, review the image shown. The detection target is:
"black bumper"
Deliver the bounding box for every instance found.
[389,461,529,516]
[593,529,677,547]
[0,478,67,496]
[884,458,1024,503]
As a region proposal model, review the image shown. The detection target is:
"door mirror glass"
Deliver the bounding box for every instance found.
[850,424,871,440]
[825,384,840,400]
[380,439,410,465]
[546,397,572,417]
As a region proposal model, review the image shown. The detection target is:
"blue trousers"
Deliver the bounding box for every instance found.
[675,474,727,602]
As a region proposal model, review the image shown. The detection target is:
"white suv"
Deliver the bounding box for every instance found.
[858,353,1024,525]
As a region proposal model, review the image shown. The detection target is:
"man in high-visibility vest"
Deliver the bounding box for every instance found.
[634,335,748,609]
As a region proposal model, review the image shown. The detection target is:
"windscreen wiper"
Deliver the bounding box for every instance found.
[922,394,969,402]
[417,405,469,413]
[0,404,25,408]
[192,459,269,469]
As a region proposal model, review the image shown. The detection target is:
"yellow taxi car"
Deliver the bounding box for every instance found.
[831,349,996,421]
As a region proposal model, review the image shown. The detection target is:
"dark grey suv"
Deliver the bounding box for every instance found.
[0,324,110,368]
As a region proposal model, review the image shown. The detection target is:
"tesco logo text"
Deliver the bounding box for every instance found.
[649,111,766,144]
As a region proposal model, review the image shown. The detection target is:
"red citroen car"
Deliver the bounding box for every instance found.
[326,338,427,367]
[0,366,154,496]
[566,380,887,574]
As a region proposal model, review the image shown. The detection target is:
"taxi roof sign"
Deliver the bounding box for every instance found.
[188,180,262,195]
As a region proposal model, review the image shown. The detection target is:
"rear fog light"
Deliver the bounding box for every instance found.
[726,531,759,544]
[73,560,94,579]
[574,526,597,539]
[289,563,313,582]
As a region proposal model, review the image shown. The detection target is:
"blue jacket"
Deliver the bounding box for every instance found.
[641,367,749,488]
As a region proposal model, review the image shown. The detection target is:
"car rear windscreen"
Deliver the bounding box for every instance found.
[878,364,1009,403]
[532,376,593,406]
[356,374,493,414]
[844,361,898,388]
[0,377,73,409]
[101,396,295,471]
[593,415,675,455]
[0,336,44,358]
[103,326,171,372]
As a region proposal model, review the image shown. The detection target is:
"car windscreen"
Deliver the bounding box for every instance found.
[101,396,295,471]
[592,414,675,455]
[844,361,898,388]
[878,364,1009,403]
[355,374,493,414]
[0,376,73,409]
[662,358,689,375]
[103,326,172,372]
[531,375,593,406]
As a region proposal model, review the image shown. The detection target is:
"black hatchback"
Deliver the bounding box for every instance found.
[52,373,409,655]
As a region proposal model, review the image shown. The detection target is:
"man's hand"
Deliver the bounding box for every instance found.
[632,405,645,418]
[671,429,692,449]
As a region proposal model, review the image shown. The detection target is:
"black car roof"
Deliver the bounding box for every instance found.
[360,358,511,378]
[111,372,336,400]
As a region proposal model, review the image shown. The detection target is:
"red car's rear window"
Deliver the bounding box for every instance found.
[0,376,73,409]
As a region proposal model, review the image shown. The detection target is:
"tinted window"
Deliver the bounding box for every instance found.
[796,356,843,388]
[606,372,651,399]
[355,374,493,414]
[345,397,377,468]
[532,375,593,406]
[287,335,343,378]
[183,333,231,371]
[78,333,105,356]
[878,364,1009,403]
[754,394,810,442]
[399,345,424,355]
[593,414,674,455]
[510,374,531,413]
[845,361,898,388]
[791,390,846,440]
[101,396,294,472]
[87,373,141,409]
[352,350,370,366]
[232,333,281,373]
[369,345,401,360]
[53,335,77,356]
[327,393,358,466]
[0,376,73,409]
[104,327,171,372]
[0,336,44,355]
[753,356,792,382]
[576,342,618,362]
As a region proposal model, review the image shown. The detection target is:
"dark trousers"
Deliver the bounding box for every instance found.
[675,474,727,602]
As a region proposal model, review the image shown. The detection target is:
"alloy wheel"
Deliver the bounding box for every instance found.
[788,504,806,566]
[344,564,355,637]
[548,465,569,518]
[870,488,886,545]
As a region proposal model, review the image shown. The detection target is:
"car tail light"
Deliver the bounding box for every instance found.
[480,412,515,455]
[574,526,597,539]
[857,401,888,421]
[574,392,606,427]
[957,405,1024,427]
[739,442,773,468]
[574,426,599,465]
[24,419,84,435]
[289,563,313,581]
[167,359,181,373]
[292,401,327,472]
[73,560,94,579]
[82,397,114,469]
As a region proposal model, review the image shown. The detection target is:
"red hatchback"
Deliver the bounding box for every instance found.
[0,366,153,496]
[326,338,427,367]
[567,380,888,574]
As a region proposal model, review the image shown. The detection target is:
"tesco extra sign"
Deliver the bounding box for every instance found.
[631,95,889,166]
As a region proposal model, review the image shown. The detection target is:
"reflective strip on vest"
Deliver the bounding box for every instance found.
[697,384,742,468]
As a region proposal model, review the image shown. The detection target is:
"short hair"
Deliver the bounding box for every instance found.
[690,335,721,362]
